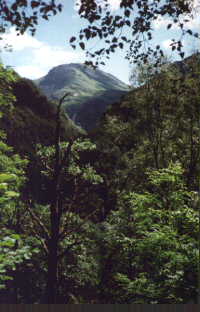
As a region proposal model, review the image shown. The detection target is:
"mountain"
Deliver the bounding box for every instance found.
[34,63,129,131]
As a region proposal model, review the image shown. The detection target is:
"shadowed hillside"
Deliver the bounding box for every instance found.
[0,76,83,155]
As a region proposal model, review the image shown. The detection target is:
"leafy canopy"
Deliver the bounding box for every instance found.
[0,1,199,66]
[71,0,199,66]
[100,162,198,303]
[0,0,62,35]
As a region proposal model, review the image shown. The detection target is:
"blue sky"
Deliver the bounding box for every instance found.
[0,0,199,84]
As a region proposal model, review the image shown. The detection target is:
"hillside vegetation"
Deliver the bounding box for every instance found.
[0,72,83,155]
[0,54,199,304]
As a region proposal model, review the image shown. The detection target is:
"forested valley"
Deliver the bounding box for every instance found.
[0,0,199,305]
[0,52,199,304]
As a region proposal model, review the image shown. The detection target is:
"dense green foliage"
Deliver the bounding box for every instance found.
[0,0,199,304]
[0,53,199,303]
[0,75,82,155]
[94,54,200,190]
[0,65,38,297]
[97,163,198,303]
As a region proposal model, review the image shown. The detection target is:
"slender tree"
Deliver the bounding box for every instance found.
[25,93,103,303]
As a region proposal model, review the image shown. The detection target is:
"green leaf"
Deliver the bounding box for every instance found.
[0,173,16,183]
[5,191,19,198]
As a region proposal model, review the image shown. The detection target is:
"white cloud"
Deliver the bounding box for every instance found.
[190,0,200,13]
[153,17,173,30]
[32,45,83,69]
[0,27,43,51]
[153,16,200,30]
[153,15,200,31]
[107,0,120,11]
[15,45,83,79]
[162,38,187,51]
[15,65,46,79]
[162,39,174,50]
[1,27,83,79]
[153,0,200,31]
[186,17,199,30]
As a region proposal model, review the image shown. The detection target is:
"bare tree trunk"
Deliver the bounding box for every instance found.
[45,93,72,303]
[46,230,59,303]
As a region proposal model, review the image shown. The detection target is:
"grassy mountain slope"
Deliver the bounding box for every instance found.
[34,63,129,130]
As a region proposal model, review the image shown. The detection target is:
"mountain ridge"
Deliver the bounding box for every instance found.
[34,63,129,130]
[36,63,128,91]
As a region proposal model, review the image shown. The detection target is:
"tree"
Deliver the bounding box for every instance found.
[0,0,62,36]
[0,63,16,110]
[0,137,33,293]
[71,0,199,66]
[0,1,199,66]
[98,163,199,303]
[95,53,200,191]
[0,64,40,301]
[25,93,103,303]
[129,55,172,88]
[0,1,199,304]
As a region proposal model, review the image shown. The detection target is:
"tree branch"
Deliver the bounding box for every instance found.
[27,202,49,241]
[58,205,100,242]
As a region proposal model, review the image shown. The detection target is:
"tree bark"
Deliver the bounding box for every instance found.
[45,92,72,303]
[46,235,59,303]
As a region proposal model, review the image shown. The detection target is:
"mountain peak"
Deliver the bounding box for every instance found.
[36,63,128,93]
[34,63,129,131]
